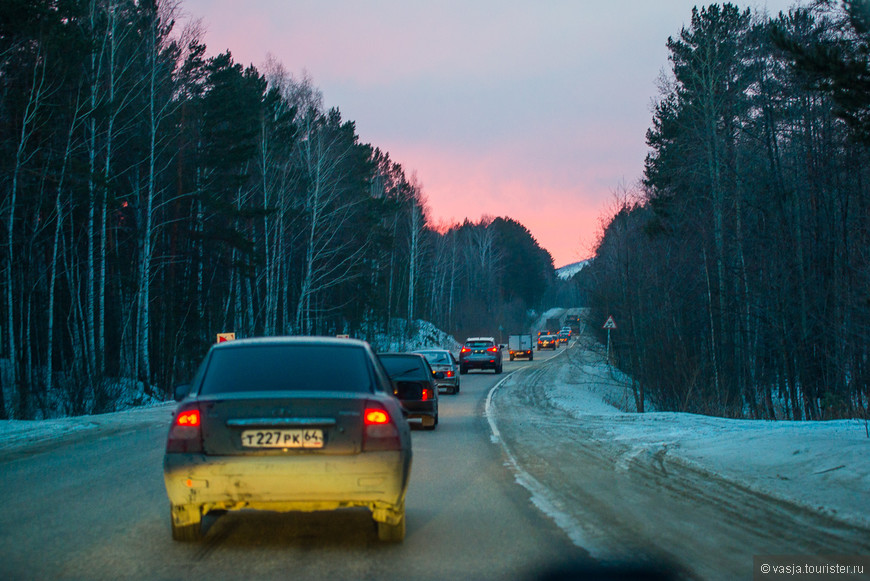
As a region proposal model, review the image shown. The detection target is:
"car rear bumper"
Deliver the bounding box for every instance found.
[164,451,410,521]
[401,399,437,419]
[460,357,499,369]
[435,380,458,391]
[509,350,533,358]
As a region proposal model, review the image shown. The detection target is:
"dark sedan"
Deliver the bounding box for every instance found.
[163,337,412,543]
[378,353,440,429]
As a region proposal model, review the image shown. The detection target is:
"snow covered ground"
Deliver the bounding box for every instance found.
[556,260,589,280]
[0,401,175,457]
[500,336,870,533]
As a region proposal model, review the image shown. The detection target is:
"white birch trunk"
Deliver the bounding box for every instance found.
[4,49,47,417]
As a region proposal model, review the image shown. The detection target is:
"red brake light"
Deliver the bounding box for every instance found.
[445,370,454,378]
[365,409,389,425]
[421,388,432,401]
[362,402,401,452]
[177,409,200,426]
[487,346,499,353]
[460,347,471,354]
[166,404,203,453]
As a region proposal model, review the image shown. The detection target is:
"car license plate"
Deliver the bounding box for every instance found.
[240,429,324,449]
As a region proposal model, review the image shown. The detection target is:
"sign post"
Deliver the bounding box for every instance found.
[602,316,617,363]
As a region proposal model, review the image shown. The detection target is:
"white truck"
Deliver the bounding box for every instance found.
[508,334,534,361]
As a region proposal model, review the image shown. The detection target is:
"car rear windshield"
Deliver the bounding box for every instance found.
[379,356,427,380]
[198,344,373,395]
[419,351,451,365]
[465,341,493,349]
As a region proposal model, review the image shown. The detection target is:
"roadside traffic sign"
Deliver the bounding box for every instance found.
[603,316,617,329]
[216,332,235,343]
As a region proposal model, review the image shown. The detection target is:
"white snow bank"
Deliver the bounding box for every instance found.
[545,349,870,530]
[556,260,589,280]
[367,318,462,354]
[0,402,175,455]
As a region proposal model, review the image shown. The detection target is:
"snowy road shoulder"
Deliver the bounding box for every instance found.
[526,340,870,531]
[0,402,176,460]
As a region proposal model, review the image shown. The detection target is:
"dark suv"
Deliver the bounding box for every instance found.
[459,337,503,374]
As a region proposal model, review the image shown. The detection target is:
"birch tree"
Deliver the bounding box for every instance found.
[3,45,49,418]
[293,108,372,334]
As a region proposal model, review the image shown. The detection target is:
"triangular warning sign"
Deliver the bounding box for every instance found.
[602,316,617,329]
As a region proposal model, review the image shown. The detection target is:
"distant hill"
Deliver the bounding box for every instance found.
[556,260,589,280]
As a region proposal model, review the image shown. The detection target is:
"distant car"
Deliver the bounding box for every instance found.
[413,349,461,394]
[459,337,503,374]
[163,337,412,543]
[378,353,440,429]
[558,329,571,344]
[537,334,558,350]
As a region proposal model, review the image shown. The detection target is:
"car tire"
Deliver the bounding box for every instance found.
[460,365,467,375]
[495,363,502,374]
[377,506,406,542]
[529,353,534,361]
[170,504,203,542]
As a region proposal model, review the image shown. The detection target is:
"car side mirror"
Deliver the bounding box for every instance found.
[173,383,190,402]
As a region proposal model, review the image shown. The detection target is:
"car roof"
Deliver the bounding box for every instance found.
[210,336,371,351]
[465,337,495,342]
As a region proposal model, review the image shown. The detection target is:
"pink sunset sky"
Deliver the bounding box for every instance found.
[181,0,797,268]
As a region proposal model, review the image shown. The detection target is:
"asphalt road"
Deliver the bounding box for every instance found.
[0,348,584,581]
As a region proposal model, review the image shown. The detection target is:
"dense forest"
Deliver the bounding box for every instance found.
[580,1,870,420]
[0,0,557,419]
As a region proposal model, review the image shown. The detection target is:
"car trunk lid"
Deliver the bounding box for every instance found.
[198,392,367,455]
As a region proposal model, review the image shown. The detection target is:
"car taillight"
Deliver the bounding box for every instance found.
[487,346,499,353]
[445,370,454,378]
[166,403,203,453]
[363,402,401,452]
[421,388,433,401]
[365,409,389,424]
[460,347,471,354]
